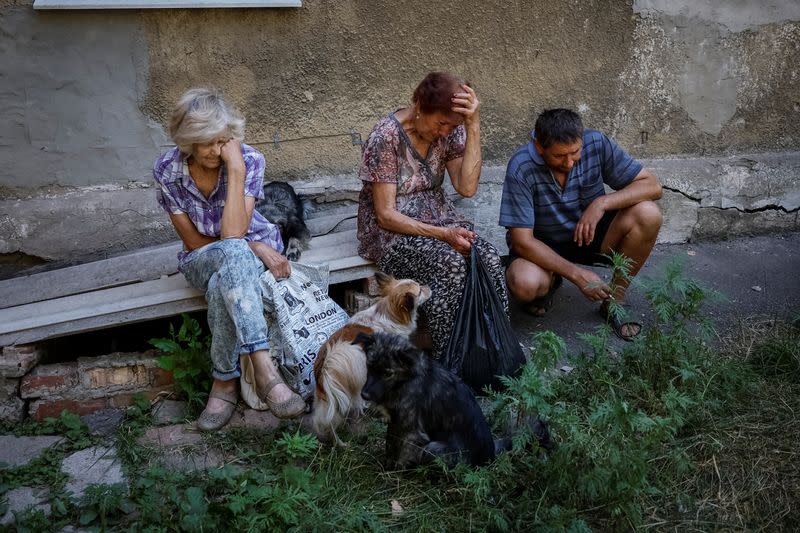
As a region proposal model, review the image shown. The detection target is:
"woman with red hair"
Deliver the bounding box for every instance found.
[357,72,508,361]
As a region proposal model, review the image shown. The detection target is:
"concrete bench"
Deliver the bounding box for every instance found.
[0,209,374,347]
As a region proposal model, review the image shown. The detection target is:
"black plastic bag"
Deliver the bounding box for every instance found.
[443,247,527,391]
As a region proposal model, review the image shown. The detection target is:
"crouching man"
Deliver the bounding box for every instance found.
[499,108,663,341]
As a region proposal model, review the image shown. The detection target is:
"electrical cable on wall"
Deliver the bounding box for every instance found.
[159,129,364,149]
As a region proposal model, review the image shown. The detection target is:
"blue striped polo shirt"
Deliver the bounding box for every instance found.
[498,129,643,244]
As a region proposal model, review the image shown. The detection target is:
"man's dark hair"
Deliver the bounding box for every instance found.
[534,108,584,148]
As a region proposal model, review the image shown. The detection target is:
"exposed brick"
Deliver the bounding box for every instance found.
[28,387,172,421]
[0,344,42,378]
[20,363,79,399]
[107,389,167,409]
[150,367,174,388]
[362,275,382,297]
[77,350,162,395]
[29,397,108,421]
[86,365,150,390]
[22,350,174,419]
[344,289,376,315]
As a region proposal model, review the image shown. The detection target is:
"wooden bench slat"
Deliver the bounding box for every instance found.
[0,299,210,347]
[0,244,183,310]
[305,228,357,250]
[0,228,361,310]
[0,235,374,346]
[0,275,200,332]
[0,261,376,346]
[307,212,357,236]
[0,198,371,346]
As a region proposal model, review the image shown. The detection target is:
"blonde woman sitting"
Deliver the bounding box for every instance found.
[153,88,305,430]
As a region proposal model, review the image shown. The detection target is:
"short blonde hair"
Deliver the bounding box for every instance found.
[168,88,245,154]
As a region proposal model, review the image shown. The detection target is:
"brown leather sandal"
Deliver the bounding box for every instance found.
[257,377,306,419]
[196,389,238,432]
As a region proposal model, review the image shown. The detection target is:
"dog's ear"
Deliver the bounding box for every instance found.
[400,291,416,313]
[374,271,394,294]
[352,332,375,349]
[395,345,422,374]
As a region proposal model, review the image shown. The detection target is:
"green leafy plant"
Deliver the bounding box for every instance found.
[480,256,749,529]
[39,410,93,449]
[275,429,319,460]
[13,256,795,531]
[149,313,212,412]
[79,483,135,530]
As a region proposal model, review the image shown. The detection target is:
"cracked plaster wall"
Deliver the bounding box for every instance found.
[0,0,798,262]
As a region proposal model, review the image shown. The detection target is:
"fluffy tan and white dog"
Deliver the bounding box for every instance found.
[312,271,431,444]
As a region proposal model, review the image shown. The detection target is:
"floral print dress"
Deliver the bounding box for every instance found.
[356,113,508,360]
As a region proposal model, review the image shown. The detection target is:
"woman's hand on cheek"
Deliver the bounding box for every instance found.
[220,139,246,174]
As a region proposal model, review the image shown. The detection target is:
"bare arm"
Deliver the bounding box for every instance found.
[248,241,291,279]
[219,140,251,239]
[169,194,255,253]
[169,212,218,252]
[372,182,475,254]
[509,227,611,302]
[574,169,662,246]
[446,84,481,197]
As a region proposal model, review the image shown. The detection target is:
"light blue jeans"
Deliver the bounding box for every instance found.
[179,239,270,381]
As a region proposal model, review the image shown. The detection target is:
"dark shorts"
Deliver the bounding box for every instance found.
[508,210,618,268]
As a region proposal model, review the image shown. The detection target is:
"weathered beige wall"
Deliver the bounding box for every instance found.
[0,0,798,262]
[138,0,800,178]
[3,0,798,187]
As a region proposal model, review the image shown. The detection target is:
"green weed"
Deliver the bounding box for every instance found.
[275,428,319,460]
[149,314,212,414]
[6,256,798,531]
[38,411,93,449]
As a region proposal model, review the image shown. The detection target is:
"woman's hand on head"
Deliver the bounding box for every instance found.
[451,84,480,128]
[442,226,476,255]
[220,138,245,174]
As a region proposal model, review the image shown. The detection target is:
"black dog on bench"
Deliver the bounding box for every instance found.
[356,331,499,468]
[256,182,311,262]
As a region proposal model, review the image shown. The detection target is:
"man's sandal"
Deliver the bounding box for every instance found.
[196,390,238,432]
[523,274,563,316]
[599,300,642,342]
[257,377,306,419]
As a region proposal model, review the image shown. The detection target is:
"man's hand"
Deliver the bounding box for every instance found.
[220,139,245,175]
[574,197,606,247]
[571,266,611,301]
[442,226,476,255]
[451,84,480,129]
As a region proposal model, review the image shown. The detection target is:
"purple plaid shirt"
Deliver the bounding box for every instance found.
[153,144,284,262]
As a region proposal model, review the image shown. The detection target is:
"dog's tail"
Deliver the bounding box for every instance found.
[312,340,367,445]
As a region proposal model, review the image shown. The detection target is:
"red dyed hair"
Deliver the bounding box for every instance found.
[412,72,469,115]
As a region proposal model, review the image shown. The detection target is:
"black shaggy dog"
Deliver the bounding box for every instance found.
[255,182,311,261]
[356,331,498,468]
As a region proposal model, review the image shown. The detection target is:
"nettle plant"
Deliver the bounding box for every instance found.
[149,313,213,412]
[477,255,740,529]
